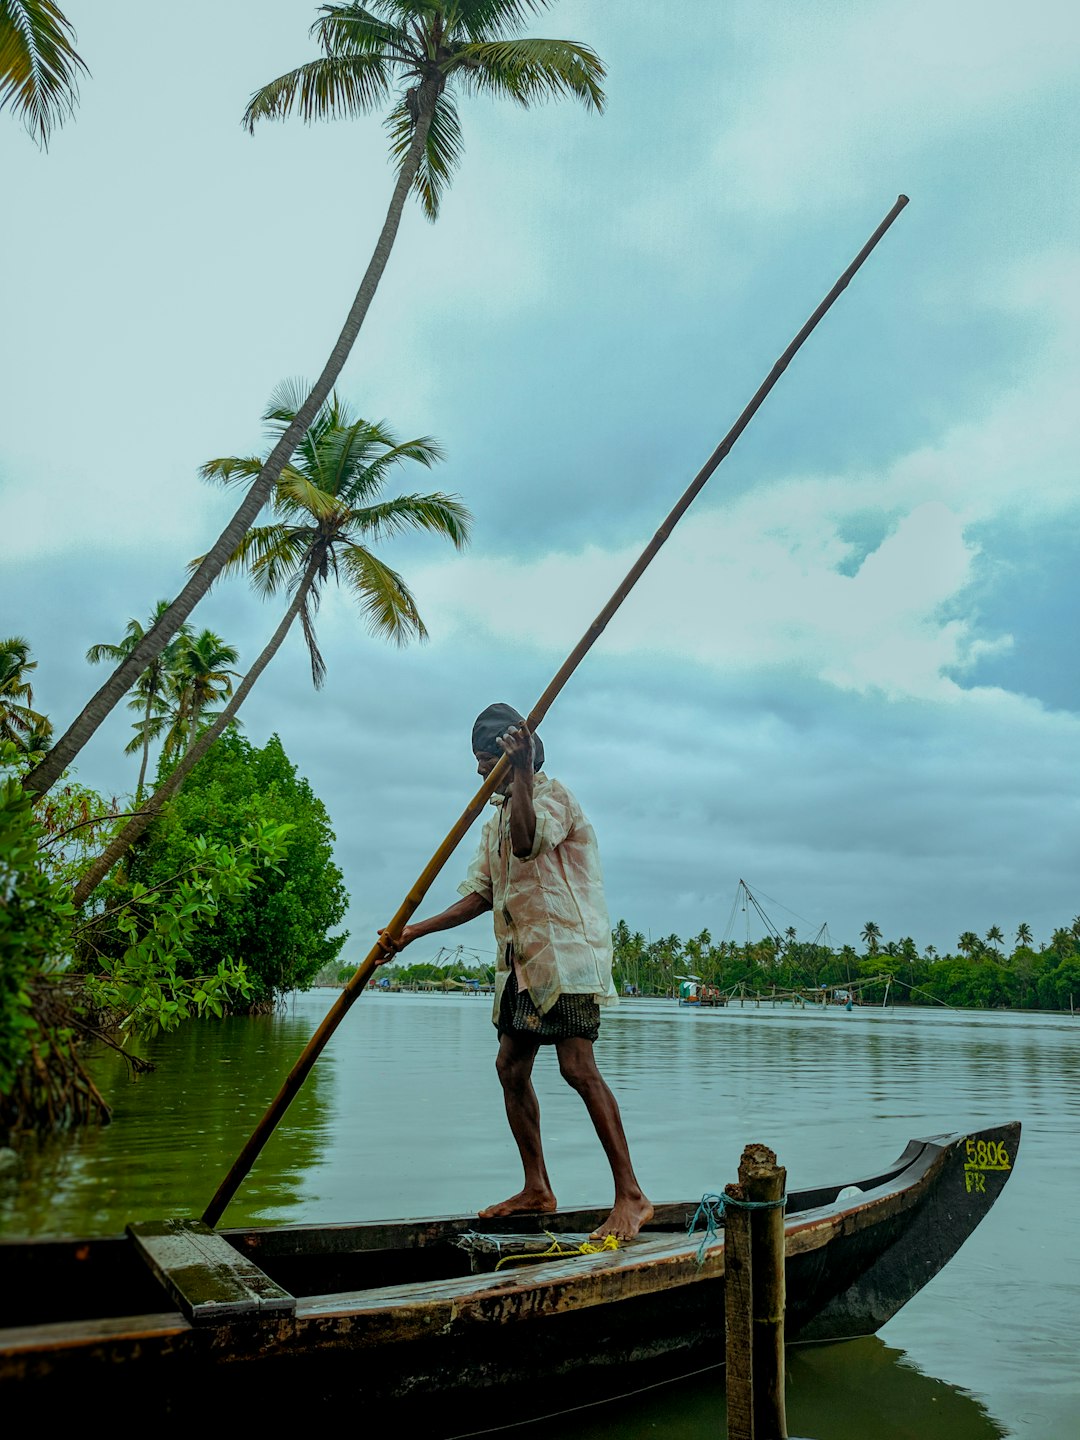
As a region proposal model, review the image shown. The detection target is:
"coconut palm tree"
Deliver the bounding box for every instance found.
[1015,922,1033,949]
[25,0,603,800]
[957,931,982,959]
[165,630,240,759]
[86,601,192,799]
[0,635,51,746]
[985,925,1004,954]
[71,386,471,905]
[126,629,243,771]
[860,921,881,956]
[0,0,88,147]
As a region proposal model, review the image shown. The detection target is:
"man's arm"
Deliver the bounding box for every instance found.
[377,891,492,963]
[498,722,537,858]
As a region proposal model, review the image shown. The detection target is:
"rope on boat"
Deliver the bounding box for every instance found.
[493,1231,620,1270]
[688,1190,786,1266]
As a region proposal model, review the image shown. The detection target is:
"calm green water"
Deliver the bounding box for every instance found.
[2,991,1076,1439]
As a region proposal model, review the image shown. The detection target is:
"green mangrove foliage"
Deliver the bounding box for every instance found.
[0,742,291,1134]
[116,731,349,1009]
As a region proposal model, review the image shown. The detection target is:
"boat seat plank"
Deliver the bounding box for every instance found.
[127,1219,295,1326]
[296,1229,723,1321]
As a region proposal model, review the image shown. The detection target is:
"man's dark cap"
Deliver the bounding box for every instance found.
[471,702,544,770]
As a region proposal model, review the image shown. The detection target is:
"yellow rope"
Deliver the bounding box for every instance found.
[494,1231,619,1270]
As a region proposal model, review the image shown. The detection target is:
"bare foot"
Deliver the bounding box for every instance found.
[589,1194,654,1241]
[478,1188,557,1219]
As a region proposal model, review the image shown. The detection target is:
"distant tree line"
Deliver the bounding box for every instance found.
[606,918,1080,1012]
[374,918,1080,1014]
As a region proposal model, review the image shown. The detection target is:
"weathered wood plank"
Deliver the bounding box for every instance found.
[127,1219,295,1325]
[0,1311,189,1352]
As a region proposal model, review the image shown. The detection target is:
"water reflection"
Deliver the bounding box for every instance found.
[0,1002,337,1233]
[463,1339,1006,1440]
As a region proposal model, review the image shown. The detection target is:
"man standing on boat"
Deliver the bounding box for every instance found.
[379,703,653,1241]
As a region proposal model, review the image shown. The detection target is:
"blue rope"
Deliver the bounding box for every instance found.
[687,1190,787,1266]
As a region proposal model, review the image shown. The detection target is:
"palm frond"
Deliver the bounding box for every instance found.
[313,3,414,61]
[299,586,328,689]
[340,544,428,646]
[198,455,266,488]
[319,417,443,500]
[242,52,393,132]
[0,635,36,708]
[346,490,472,548]
[123,713,169,755]
[189,524,295,588]
[0,0,89,147]
[274,471,345,524]
[379,1,552,43]
[386,86,463,220]
[251,531,318,599]
[453,37,604,110]
[85,640,125,665]
[0,699,49,740]
[262,376,315,427]
[124,690,170,719]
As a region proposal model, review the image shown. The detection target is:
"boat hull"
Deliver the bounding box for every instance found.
[0,1121,1020,1428]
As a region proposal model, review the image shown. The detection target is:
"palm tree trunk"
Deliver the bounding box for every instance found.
[135,689,153,802]
[25,81,440,800]
[71,557,321,907]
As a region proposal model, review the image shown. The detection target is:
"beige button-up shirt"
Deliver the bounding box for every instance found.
[458,773,619,1019]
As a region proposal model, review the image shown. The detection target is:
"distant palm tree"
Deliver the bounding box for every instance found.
[0,0,88,147]
[860,921,882,955]
[165,630,240,759]
[86,601,191,799]
[1051,927,1078,956]
[957,931,982,959]
[1015,922,1033,948]
[71,387,470,905]
[0,635,51,747]
[127,629,243,771]
[985,925,1004,954]
[25,0,603,800]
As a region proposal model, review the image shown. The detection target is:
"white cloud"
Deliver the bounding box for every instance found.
[406,493,992,701]
[400,236,1080,706]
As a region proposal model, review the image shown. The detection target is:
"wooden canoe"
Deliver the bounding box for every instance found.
[0,1120,1019,1431]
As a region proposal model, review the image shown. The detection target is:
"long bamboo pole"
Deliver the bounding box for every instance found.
[202,194,909,1228]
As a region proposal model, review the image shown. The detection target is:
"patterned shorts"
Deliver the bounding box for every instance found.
[496,967,600,1045]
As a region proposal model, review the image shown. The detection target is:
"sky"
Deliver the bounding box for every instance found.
[4,0,1080,964]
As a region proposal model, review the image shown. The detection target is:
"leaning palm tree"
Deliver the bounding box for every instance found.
[25,1,603,800]
[71,385,471,905]
[0,0,88,147]
[0,635,51,745]
[86,601,192,800]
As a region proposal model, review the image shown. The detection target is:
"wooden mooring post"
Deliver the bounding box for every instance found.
[724,1143,791,1440]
